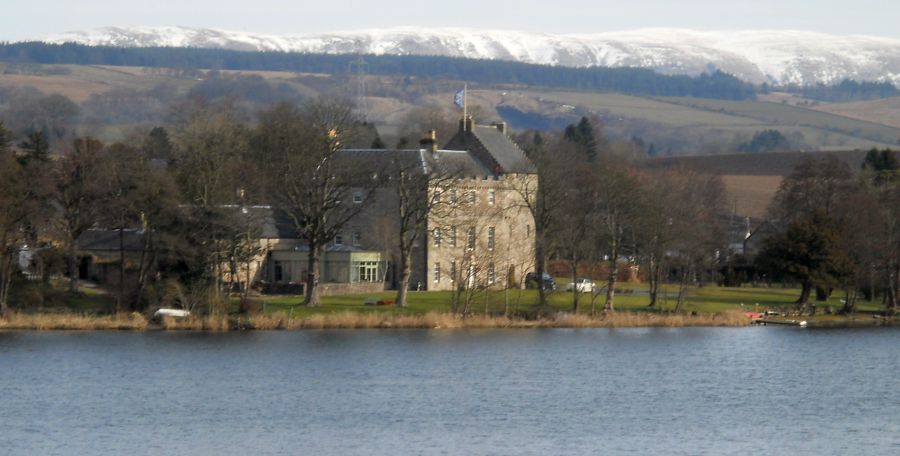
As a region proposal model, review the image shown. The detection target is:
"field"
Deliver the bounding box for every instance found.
[719,175,783,218]
[661,96,900,145]
[813,95,900,130]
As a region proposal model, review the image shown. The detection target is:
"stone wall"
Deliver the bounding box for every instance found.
[317,282,385,297]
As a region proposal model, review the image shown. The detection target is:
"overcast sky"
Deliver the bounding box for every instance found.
[2,0,896,41]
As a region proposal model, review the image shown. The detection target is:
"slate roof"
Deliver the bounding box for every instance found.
[470,125,535,174]
[443,123,536,174]
[76,229,146,251]
[241,206,297,239]
[337,148,490,177]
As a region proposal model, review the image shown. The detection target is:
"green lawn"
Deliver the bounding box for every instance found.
[58,282,883,317]
[254,283,876,316]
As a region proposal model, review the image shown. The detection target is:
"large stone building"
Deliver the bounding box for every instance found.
[244,117,538,294]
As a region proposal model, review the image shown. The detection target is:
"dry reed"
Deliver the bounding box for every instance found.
[0,312,149,330]
[0,309,750,331]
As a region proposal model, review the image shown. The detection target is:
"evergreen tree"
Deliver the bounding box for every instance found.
[563,117,598,161]
[738,129,792,153]
[142,126,173,161]
[370,131,386,149]
[19,130,50,162]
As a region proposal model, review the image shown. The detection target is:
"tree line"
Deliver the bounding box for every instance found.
[1,104,897,317]
[1,42,755,99]
[754,150,899,314]
[517,118,899,315]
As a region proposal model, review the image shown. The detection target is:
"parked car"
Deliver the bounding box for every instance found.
[525,272,557,290]
[564,278,596,293]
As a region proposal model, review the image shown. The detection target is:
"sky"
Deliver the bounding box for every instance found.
[1,0,896,41]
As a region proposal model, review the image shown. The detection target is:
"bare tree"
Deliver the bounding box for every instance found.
[254,99,374,307]
[637,168,726,311]
[170,99,250,313]
[509,135,571,311]
[0,123,31,315]
[593,160,643,313]
[383,140,458,307]
[53,137,109,293]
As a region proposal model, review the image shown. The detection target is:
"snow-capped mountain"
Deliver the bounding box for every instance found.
[39,26,900,86]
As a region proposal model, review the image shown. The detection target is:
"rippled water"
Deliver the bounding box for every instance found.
[1,328,898,455]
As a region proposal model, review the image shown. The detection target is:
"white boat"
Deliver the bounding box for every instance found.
[153,308,191,319]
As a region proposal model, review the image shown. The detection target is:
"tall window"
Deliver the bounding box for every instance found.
[335,232,343,245]
[353,230,361,246]
[467,227,476,250]
[450,226,457,247]
[274,261,284,282]
[450,260,456,282]
[487,227,495,251]
[488,189,495,205]
[352,261,380,282]
[487,263,496,285]
[526,224,531,238]
[468,190,476,205]
[451,189,458,205]
[352,191,362,204]
[433,262,440,283]
[433,228,441,247]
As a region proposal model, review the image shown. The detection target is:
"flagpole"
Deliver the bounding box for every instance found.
[463,83,467,126]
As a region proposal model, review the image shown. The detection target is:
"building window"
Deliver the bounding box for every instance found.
[488,189,495,205]
[526,224,531,238]
[335,233,343,246]
[451,189,458,205]
[352,191,363,204]
[353,230,361,246]
[450,226,457,248]
[468,190,476,205]
[433,262,440,283]
[274,261,284,282]
[467,227,475,250]
[433,228,441,247]
[487,263,496,285]
[352,261,380,283]
[450,260,456,282]
[487,226,495,251]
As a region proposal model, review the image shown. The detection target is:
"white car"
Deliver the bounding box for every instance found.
[565,278,596,293]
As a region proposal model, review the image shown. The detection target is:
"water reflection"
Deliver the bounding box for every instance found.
[1,328,898,455]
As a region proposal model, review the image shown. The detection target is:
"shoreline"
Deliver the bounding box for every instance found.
[2,310,896,331]
[0,310,751,331]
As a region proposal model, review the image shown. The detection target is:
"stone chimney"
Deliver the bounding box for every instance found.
[419,129,438,154]
[492,122,507,134]
[459,116,474,132]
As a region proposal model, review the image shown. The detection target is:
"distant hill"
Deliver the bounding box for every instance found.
[35,26,900,86]
[0,42,756,100]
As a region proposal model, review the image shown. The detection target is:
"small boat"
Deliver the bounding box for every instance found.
[153,308,191,319]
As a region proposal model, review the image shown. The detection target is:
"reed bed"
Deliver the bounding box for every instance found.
[0,312,149,330]
[0,310,750,331]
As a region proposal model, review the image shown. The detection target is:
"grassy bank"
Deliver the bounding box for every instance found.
[2,283,894,331]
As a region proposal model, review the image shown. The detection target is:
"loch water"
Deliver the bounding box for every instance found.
[1,327,898,455]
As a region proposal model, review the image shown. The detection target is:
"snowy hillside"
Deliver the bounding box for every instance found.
[39,26,900,86]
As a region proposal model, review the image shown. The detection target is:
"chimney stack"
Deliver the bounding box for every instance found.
[492,122,507,134]
[419,129,438,154]
[459,115,474,132]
